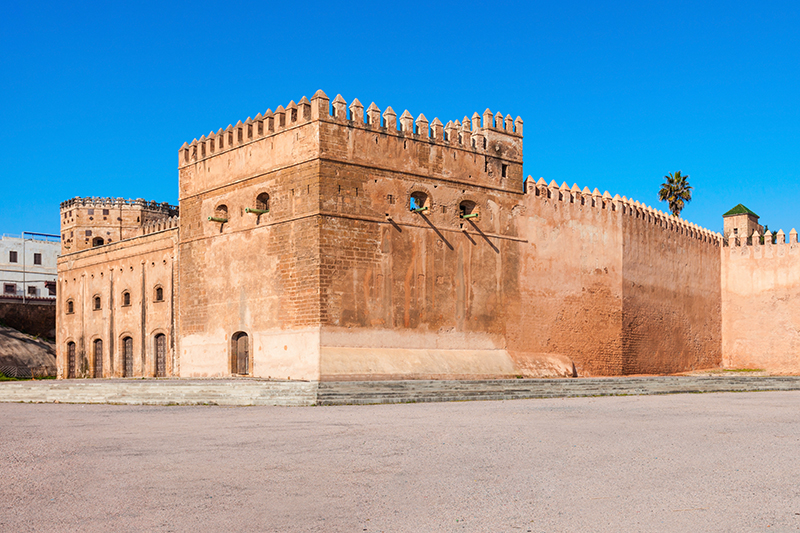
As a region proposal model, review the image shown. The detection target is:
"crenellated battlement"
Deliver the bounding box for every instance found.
[141,215,179,236]
[60,196,178,216]
[524,176,723,247]
[178,90,523,169]
[725,228,799,247]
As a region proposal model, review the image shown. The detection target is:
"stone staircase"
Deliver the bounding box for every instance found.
[315,376,800,405]
[0,379,318,406]
[2,376,799,407]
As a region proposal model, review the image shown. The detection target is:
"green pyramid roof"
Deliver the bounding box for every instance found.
[723,204,759,218]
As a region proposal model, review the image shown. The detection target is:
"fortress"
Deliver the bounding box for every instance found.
[55,91,799,380]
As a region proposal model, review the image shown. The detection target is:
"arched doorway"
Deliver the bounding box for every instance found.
[231,332,249,375]
[67,342,76,378]
[154,334,166,377]
[122,336,133,377]
[93,339,103,378]
[92,237,104,247]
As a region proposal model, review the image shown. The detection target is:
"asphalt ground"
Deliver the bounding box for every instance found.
[2,391,799,532]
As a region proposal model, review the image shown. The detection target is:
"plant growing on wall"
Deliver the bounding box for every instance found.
[658,171,693,217]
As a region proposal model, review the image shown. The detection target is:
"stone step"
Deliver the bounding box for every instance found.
[2,376,799,407]
[315,376,800,405]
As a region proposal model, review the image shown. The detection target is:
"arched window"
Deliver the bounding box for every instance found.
[122,291,131,306]
[92,237,105,247]
[122,336,133,377]
[93,295,101,310]
[66,299,74,314]
[93,339,103,378]
[208,204,229,225]
[231,331,249,375]
[154,334,166,377]
[409,192,429,213]
[256,193,270,211]
[67,341,76,378]
[154,286,164,302]
[459,200,479,220]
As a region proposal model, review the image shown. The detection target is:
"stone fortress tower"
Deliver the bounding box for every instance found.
[59,197,178,253]
[55,90,800,381]
[722,204,763,244]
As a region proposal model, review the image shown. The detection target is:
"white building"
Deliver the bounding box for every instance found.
[0,233,60,301]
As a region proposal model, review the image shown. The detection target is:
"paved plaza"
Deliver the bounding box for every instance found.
[2,391,800,532]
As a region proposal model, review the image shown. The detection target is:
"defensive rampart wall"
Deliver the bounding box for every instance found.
[516,179,722,376]
[722,230,800,373]
[59,89,800,381]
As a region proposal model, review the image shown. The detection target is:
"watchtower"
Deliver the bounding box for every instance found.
[722,204,763,242]
[59,197,178,254]
[175,90,525,379]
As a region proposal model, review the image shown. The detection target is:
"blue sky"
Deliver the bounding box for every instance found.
[1,0,798,237]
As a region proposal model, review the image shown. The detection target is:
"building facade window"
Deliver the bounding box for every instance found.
[27,286,36,296]
[67,300,74,314]
[4,283,16,294]
[9,251,18,263]
[122,291,131,306]
[154,286,164,302]
[93,296,101,310]
[409,192,430,212]
[33,253,42,265]
[256,193,270,211]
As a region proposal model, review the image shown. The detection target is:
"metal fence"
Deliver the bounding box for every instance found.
[0,365,54,379]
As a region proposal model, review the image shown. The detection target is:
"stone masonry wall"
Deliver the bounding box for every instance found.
[621,204,722,374]
[0,301,56,339]
[57,228,178,378]
[515,181,624,376]
[177,106,323,380]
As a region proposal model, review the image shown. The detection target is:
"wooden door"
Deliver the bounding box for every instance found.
[67,342,76,378]
[94,339,103,378]
[155,334,166,377]
[236,334,249,375]
[123,337,133,377]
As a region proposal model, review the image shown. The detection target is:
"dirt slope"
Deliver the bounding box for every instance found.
[0,325,56,376]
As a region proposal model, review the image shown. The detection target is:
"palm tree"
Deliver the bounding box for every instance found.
[658,171,693,217]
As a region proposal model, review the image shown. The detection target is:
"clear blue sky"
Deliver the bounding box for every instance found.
[2,0,798,237]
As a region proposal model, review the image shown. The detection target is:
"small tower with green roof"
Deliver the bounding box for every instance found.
[723,204,763,240]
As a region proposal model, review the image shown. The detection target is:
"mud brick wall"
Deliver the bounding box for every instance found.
[722,238,800,373]
[514,184,624,376]
[621,208,722,374]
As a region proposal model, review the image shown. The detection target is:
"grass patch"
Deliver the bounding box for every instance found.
[0,372,56,381]
[722,368,765,373]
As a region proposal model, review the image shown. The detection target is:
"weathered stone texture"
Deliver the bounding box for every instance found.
[0,301,56,339]
[57,229,178,378]
[57,90,798,381]
[622,208,722,374]
[722,241,800,373]
[515,186,624,376]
